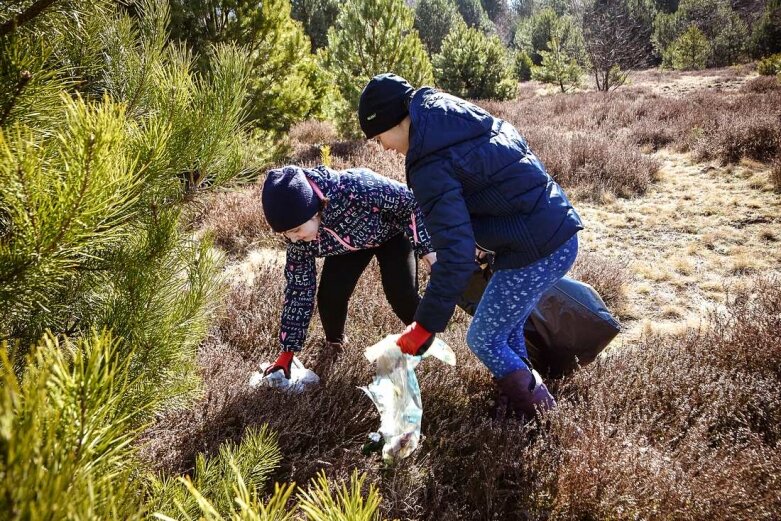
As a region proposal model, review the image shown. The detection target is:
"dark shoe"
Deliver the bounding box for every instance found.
[308,339,344,377]
[496,367,556,421]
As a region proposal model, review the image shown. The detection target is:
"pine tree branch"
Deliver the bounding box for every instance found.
[0,0,60,38]
[13,161,40,253]
[0,70,32,128]
[44,132,95,257]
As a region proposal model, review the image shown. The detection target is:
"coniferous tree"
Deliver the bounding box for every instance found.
[652,10,682,58]
[167,0,325,133]
[0,2,383,518]
[0,0,251,428]
[756,53,781,75]
[653,0,750,66]
[750,0,781,58]
[533,36,584,91]
[481,0,514,41]
[415,0,465,54]
[511,0,536,17]
[1,331,148,519]
[455,0,496,32]
[326,0,434,136]
[290,0,340,51]
[712,9,749,65]
[515,48,534,80]
[666,23,710,69]
[482,0,511,20]
[514,7,585,65]
[151,426,381,520]
[538,0,577,15]
[434,21,518,99]
[1,1,251,373]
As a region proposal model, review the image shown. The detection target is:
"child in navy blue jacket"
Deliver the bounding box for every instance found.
[358,74,583,420]
[261,165,435,379]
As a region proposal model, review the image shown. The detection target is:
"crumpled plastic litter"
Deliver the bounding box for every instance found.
[249,357,320,393]
[360,334,456,463]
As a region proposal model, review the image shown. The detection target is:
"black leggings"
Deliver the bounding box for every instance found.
[317,233,419,343]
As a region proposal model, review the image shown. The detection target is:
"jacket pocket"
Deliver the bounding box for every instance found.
[472,214,540,259]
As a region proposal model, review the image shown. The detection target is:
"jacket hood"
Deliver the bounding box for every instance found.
[406,87,495,170]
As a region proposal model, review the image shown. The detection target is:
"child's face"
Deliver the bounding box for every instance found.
[283,214,321,243]
[376,120,410,155]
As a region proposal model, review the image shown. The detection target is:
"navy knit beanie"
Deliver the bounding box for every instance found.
[262,166,321,233]
[358,73,414,139]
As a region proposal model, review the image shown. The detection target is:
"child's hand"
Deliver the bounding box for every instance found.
[422,252,437,272]
[264,351,294,379]
[396,322,434,356]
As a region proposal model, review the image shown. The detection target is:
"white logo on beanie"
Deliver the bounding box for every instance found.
[366,113,377,120]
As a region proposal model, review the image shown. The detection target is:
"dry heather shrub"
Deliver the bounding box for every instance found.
[568,252,630,313]
[327,141,406,183]
[215,261,287,358]
[142,254,781,520]
[486,82,781,169]
[524,276,781,520]
[695,111,781,164]
[289,119,338,146]
[139,261,416,471]
[631,117,677,151]
[527,128,659,200]
[283,140,406,184]
[278,82,779,203]
[740,75,781,94]
[140,257,547,520]
[193,185,280,256]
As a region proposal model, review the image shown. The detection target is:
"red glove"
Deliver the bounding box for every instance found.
[264,351,294,379]
[396,322,434,356]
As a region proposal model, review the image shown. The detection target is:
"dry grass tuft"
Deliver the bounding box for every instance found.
[772,156,781,193]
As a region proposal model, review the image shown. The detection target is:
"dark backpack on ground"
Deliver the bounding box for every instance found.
[457,262,621,378]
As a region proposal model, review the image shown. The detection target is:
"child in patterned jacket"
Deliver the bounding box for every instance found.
[261,164,436,379]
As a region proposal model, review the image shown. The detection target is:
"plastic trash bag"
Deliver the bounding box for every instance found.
[249,357,320,393]
[360,335,456,463]
[458,265,621,378]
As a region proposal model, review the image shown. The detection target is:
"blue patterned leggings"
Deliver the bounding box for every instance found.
[466,234,579,378]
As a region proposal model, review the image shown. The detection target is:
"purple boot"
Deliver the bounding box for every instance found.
[496,367,556,420]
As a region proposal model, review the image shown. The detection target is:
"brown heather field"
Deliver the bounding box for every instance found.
[143,68,781,520]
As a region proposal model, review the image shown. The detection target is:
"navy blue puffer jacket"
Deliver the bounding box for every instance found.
[406,87,583,333]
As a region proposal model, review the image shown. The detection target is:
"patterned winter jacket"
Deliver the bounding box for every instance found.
[276,165,434,352]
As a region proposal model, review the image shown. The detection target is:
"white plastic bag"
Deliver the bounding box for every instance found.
[360,335,456,463]
[249,357,320,393]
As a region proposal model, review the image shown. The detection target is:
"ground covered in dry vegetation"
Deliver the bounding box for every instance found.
[143,69,781,520]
